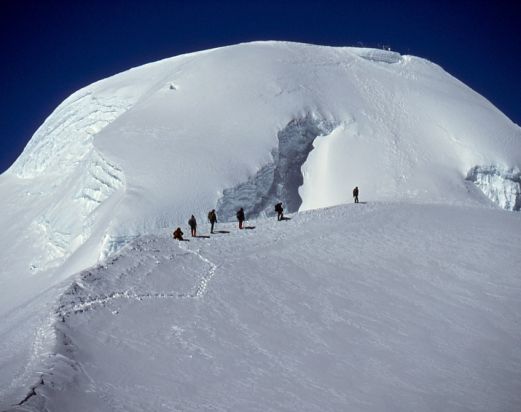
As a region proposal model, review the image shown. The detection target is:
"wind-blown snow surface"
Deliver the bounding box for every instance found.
[10,203,521,411]
[1,41,521,409]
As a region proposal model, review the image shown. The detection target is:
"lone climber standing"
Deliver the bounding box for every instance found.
[188,215,197,237]
[208,209,217,234]
[274,202,284,221]
[236,207,245,229]
[353,186,359,203]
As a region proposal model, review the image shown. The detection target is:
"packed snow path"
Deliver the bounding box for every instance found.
[11,202,521,412]
[57,238,219,315]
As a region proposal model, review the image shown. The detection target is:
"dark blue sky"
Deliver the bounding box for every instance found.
[1,0,519,173]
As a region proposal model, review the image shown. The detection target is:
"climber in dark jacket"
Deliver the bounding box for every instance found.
[353,186,359,203]
[275,202,284,221]
[236,208,245,229]
[208,209,217,234]
[188,215,197,237]
[173,227,184,241]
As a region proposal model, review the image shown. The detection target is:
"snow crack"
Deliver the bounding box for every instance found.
[74,149,125,216]
[217,113,337,221]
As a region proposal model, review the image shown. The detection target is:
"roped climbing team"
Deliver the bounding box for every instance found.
[173,186,360,241]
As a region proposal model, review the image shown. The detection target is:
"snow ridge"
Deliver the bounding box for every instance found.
[10,203,521,411]
[10,235,220,409]
[351,48,403,64]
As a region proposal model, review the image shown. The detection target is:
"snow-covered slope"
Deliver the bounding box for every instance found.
[1,41,521,409]
[10,203,521,411]
[4,41,521,273]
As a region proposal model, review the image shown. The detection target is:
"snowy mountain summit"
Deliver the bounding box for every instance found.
[1,42,521,410]
[3,41,521,273]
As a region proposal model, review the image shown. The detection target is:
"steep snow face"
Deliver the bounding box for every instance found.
[26,150,125,272]
[9,55,172,179]
[1,40,520,287]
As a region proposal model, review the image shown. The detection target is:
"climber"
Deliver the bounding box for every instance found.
[188,215,197,237]
[274,202,284,221]
[236,207,245,229]
[208,209,217,234]
[173,227,184,241]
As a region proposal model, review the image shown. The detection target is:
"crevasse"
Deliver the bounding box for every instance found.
[217,114,337,221]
